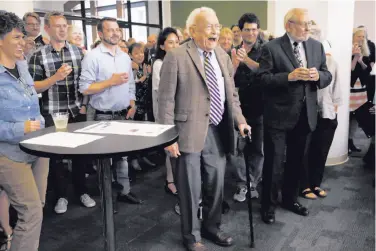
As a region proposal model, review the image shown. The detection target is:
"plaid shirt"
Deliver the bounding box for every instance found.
[29,41,83,116]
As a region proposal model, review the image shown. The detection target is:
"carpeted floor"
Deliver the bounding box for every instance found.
[39,131,375,251]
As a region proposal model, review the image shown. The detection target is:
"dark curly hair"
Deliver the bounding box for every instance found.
[238,13,260,30]
[0,11,25,39]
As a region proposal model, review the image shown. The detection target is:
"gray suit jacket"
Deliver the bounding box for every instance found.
[157,40,246,153]
[257,33,332,131]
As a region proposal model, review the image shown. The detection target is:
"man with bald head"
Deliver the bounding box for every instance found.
[144,34,157,64]
[157,7,249,251]
[257,8,332,224]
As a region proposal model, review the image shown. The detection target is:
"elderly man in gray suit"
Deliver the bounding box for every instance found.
[157,7,249,251]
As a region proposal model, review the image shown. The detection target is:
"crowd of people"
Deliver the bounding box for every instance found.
[0,5,374,251]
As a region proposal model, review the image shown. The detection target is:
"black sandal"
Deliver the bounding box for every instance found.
[164,181,178,196]
[313,187,327,198]
[0,232,12,251]
[300,189,317,200]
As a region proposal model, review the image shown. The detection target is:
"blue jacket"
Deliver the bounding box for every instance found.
[0,60,44,163]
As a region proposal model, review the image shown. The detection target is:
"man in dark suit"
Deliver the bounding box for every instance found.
[157,7,249,251]
[257,8,332,224]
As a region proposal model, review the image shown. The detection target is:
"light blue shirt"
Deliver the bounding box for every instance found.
[196,47,225,113]
[79,43,135,111]
[0,60,44,163]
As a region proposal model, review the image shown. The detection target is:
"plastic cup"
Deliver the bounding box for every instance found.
[52,112,69,130]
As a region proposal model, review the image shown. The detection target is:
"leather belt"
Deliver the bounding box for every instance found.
[96,109,128,116]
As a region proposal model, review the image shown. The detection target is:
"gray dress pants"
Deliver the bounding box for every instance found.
[176,124,226,244]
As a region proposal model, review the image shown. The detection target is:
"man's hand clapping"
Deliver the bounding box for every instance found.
[110,72,129,86]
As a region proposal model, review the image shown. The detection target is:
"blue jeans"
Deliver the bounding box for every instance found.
[229,116,264,189]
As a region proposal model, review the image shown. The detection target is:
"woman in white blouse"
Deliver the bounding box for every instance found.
[152,27,180,195]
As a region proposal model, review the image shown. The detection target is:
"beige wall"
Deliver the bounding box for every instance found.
[354,0,375,42]
[170,1,268,30]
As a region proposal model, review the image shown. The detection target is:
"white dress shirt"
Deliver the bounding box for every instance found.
[196,47,225,112]
[287,33,307,68]
[317,55,342,119]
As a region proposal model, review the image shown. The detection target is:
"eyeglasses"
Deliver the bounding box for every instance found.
[194,24,223,32]
[289,20,313,28]
[26,23,40,28]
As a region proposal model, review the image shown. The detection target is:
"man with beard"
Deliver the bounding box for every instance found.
[230,13,265,203]
[79,17,142,206]
[29,11,96,214]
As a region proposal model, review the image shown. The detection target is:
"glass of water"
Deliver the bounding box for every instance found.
[52,112,69,130]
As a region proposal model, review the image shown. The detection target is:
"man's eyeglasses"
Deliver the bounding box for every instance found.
[193,24,223,32]
[26,23,40,28]
[288,20,313,28]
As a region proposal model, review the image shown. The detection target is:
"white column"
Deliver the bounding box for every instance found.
[1,1,33,18]
[162,0,171,28]
[267,0,355,165]
[325,0,354,165]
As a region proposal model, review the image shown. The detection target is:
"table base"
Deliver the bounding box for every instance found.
[98,158,116,251]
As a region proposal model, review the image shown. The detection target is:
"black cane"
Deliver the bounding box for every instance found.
[243,128,255,248]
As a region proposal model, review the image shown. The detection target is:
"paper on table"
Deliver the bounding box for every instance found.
[75,121,174,137]
[21,132,104,148]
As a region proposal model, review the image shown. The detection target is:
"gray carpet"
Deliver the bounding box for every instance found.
[39,131,375,251]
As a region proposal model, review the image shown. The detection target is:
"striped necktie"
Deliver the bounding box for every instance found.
[293,42,303,67]
[203,51,223,125]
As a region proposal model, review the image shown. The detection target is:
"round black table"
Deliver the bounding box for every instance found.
[20,121,178,251]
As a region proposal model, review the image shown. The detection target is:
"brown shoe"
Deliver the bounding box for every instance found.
[185,241,208,251]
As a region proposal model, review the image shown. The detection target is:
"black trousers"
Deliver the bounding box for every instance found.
[303,116,338,188]
[262,105,311,211]
[44,112,88,199]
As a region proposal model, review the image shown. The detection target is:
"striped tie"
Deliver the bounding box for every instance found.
[203,51,222,125]
[293,42,303,67]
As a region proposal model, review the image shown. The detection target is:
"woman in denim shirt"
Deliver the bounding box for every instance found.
[0,11,48,251]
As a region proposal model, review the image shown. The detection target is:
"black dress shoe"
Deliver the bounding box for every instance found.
[201,230,234,247]
[117,192,143,204]
[222,200,230,214]
[282,202,309,216]
[112,181,123,191]
[184,241,208,251]
[261,210,275,224]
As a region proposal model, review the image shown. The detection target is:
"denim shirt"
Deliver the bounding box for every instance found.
[0,60,45,163]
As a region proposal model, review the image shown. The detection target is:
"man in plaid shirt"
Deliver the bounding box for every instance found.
[29,11,95,214]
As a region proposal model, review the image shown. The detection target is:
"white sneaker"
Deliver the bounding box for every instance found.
[233,187,247,202]
[55,198,68,214]
[80,194,96,208]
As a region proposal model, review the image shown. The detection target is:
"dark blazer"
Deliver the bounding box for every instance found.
[156,40,246,154]
[257,33,332,131]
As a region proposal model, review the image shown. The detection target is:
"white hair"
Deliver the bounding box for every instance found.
[185,7,217,36]
[284,8,308,29]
